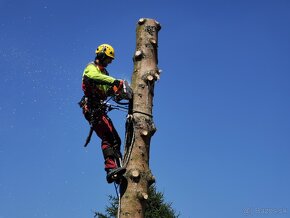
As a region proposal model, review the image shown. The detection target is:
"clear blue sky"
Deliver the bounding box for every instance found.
[1,0,290,217]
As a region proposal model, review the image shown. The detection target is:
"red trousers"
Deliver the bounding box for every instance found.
[84,111,121,171]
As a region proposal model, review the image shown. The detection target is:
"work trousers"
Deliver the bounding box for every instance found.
[84,110,121,171]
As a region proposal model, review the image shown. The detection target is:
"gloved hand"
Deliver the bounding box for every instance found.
[111,80,133,101]
[112,79,123,94]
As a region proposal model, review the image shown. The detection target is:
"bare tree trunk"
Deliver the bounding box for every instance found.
[120,18,161,218]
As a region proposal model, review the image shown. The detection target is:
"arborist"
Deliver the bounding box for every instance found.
[79,44,127,183]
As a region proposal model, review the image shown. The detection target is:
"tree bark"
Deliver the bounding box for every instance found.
[120,18,161,218]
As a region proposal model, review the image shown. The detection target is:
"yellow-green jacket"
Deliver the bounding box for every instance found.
[82,62,116,100]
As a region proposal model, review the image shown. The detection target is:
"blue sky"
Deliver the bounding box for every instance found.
[1,0,290,217]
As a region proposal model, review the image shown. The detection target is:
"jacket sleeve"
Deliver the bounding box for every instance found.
[83,64,115,85]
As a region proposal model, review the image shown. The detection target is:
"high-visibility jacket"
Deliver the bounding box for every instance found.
[82,62,116,100]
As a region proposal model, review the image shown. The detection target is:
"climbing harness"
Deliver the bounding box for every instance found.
[80,79,132,147]
[79,96,107,147]
[79,94,130,148]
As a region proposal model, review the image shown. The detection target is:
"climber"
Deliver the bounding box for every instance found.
[79,44,126,183]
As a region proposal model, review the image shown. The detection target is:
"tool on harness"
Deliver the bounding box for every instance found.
[80,101,125,148]
[83,126,94,147]
[78,96,107,147]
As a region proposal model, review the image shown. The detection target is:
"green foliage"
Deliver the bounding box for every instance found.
[94,195,119,218]
[145,185,179,218]
[94,185,179,218]
[93,212,109,218]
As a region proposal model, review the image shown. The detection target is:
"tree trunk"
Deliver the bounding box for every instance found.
[120,18,161,218]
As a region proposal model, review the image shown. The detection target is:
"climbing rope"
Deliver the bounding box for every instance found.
[122,114,135,168]
[113,182,121,218]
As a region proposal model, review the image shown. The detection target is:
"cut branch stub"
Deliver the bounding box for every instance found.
[146,171,156,186]
[155,20,161,31]
[149,38,157,47]
[138,18,146,25]
[134,50,143,61]
[130,169,141,183]
[147,75,154,81]
[132,169,140,178]
[154,74,160,80]
[137,191,148,201]
[142,69,160,82]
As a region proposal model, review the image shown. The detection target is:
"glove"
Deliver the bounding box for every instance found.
[112,79,123,94]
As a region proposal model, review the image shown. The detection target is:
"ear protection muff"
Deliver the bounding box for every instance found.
[97,46,107,61]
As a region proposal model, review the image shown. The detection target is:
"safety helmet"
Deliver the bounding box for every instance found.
[95,44,115,59]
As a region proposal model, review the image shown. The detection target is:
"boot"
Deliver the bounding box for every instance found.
[106,167,126,184]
